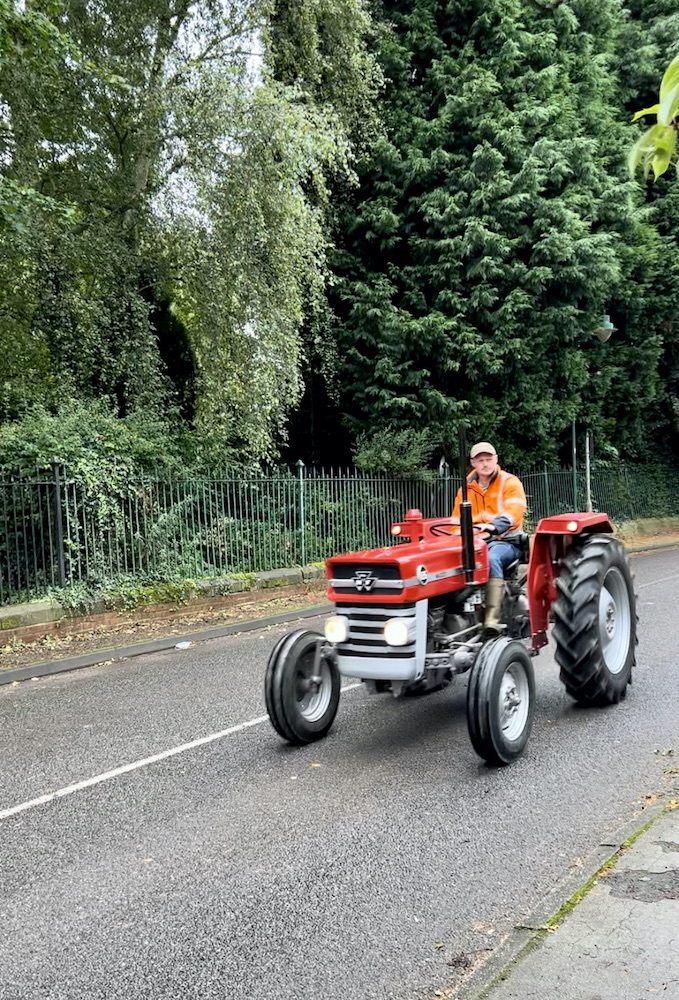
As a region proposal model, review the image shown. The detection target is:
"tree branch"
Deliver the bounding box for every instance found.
[525,0,565,9]
[166,30,256,88]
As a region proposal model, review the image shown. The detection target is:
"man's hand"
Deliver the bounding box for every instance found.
[474,522,495,533]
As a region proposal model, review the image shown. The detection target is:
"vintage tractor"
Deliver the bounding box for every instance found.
[264,495,636,765]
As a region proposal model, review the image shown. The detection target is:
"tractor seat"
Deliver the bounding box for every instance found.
[503,532,531,577]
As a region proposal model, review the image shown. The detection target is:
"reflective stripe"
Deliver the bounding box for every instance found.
[496,471,510,518]
[497,471,525,529]
[452,465,526,533]
[402,564,480,587]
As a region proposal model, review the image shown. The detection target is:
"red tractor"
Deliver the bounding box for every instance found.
[265,503,636,766]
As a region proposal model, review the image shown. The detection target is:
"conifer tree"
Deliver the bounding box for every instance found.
[330,0,667,466]
[620,1,679,456]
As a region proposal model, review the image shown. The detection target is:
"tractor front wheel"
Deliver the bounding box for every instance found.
[552,535,636,705]
[265,629,341,744]
[467,638,535,766]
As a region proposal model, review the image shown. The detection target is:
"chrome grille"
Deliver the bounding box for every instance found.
[336,603,416,659]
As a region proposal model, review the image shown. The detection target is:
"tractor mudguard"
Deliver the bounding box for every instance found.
[527,512,614,650]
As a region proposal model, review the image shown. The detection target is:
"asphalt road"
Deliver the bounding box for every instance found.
[0,548,678,1000]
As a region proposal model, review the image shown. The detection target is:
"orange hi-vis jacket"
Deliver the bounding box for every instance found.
[451,466,527,542]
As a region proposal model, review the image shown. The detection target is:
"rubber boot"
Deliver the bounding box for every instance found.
[482,577,505,638]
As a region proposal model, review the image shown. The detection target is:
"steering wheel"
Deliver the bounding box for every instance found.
[430,522,456,537]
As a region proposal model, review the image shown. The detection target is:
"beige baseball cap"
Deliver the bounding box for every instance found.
[470,441,497,458]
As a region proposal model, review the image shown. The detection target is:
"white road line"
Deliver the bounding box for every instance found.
[637,573,679,589]
[0,682,363,823]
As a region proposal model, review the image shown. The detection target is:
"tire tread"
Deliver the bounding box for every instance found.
[553,535,637,705]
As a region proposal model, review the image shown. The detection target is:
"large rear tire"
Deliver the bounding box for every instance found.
[467,638,535,766]
[264,629,341,744]
[552,535,636,706]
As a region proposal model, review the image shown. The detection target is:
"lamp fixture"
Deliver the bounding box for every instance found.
[595,313,617,343]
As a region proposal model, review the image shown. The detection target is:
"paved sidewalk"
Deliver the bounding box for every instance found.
[463,802,679,1000]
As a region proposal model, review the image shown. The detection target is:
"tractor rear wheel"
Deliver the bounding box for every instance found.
[552,535,636,706]
[265,629,341,744]
[467,637,535,766]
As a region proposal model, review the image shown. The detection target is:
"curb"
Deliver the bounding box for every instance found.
[451,778,679,1000]
[626,540,679,554]
[0,566,326,637]
[0,604,332,686]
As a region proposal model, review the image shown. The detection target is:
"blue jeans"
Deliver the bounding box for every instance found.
[487,541,522,578]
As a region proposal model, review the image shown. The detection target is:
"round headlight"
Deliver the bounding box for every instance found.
[324,616,349,644]
[567,520,578,532]
[383,618,411,646]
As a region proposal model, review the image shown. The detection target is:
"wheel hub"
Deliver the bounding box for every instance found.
[598,567,631,675]
[499,664,529,741]
[295,655,333,722]
[605,602,615,637]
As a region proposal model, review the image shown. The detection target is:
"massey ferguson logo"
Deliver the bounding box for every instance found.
[353,570,376,592]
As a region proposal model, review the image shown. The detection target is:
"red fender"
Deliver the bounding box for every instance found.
[527,513,613,650]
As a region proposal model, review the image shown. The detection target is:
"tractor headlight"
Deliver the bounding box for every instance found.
[383,618,412,646]
[324,615,349,644]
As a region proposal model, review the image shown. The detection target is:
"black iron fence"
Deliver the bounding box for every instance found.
[2,462,678,607]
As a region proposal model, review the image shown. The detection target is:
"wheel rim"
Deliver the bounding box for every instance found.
[598,567,631,675]
[498,660,530,742]
[294,650,333,723]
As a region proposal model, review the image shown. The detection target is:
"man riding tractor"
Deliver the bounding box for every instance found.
[265,436,636,765]
[451,442,527,638]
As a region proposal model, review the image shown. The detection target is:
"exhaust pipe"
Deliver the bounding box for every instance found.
[459,426,475,584]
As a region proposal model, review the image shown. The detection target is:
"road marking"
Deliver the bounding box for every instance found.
[0,682,363,823]
[637,573,679,590]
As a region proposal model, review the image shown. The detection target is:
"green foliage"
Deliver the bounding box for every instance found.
[617,0,679,455]
[353,427,437,475]
[0,0,366,461]
[0,398,190,476]
[629,55,679,180]
[4,0,679,474]
[168,82,350,462]
[324,0,673,466]
[269,0,383,145]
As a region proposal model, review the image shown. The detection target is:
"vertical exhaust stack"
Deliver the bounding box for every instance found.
[458,427,475,584]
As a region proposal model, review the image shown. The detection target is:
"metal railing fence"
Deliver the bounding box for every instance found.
[1,462,678,607]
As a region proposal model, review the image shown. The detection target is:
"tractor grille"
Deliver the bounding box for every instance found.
[336,602,416,659]
[330,563,403,597]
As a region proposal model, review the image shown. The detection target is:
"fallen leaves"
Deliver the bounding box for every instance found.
[0,590,327,674]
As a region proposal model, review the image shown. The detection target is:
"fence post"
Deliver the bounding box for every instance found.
[623,463,634,520]
[543,462,550,517]
[51,458,66,588]
[439,460,451,515]
[296,459,306,567]
[584,432,593,512]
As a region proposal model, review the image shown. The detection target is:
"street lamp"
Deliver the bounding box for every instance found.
[594,313,617,343]
[573,312,616,510]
